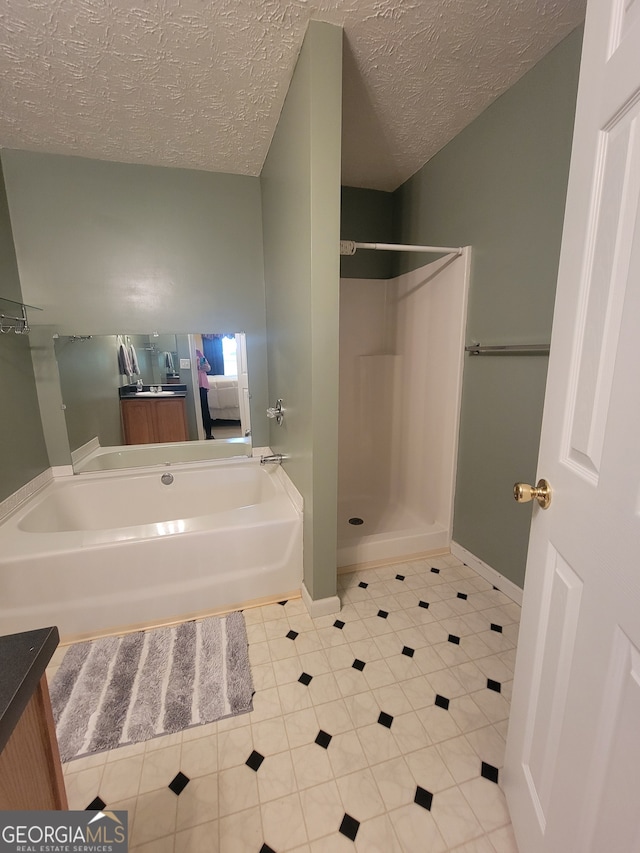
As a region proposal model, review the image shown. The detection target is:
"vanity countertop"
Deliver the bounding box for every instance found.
[0,626,59,754]
[119,384,187,399]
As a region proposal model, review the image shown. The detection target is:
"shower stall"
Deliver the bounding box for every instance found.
[337,248,470,567]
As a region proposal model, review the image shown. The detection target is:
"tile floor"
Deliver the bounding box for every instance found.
[49,552,521,852]
[210,421,243,439]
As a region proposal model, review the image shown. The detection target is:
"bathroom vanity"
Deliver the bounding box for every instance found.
[0,626,67,809]
[120,385,189,444]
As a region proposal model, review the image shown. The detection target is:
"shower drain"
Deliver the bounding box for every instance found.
[348,517,364,525]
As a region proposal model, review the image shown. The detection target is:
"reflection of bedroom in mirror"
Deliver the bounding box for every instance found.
[192,333,245,441]
[54,332,251,473]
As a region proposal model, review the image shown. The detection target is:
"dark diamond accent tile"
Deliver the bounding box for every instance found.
[377,610,389,619]
[339,813,360,841]
[358,581,369,589]
[86,796,106,811]
[487,679,502,693]
[260,845,277,853]
[352,658,366,671]
[298,672,313,686]
[402,646,415,658]
[493,585,499,590]
[457,592,468,600]
[448,634,461,645]
[418,600,430,609]
[395,574,406,581]
[333,619,345,629]
[430,567,440,574]
[168,772,190,795]
[378,711,394,728]
[286,630,299,640]
[315,730,333,749]
[481,761,500,784]
[434,694,450,710]
[278,600,288,606]
[491,623,503,633]
[246,750,265,771]
[414,785,433,811]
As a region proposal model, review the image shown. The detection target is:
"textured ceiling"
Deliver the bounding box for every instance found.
[0,0,586,192]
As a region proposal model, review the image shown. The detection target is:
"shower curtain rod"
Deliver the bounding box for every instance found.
[340,240,463,256]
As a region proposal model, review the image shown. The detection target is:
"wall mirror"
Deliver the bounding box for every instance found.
[54,332,252,473]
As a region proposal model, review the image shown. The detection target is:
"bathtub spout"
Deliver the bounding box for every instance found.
[260,454,285,466]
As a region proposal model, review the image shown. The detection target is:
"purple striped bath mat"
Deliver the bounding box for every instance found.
[50,612,254,763]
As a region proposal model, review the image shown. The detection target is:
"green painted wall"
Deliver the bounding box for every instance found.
[0,161,49,500]
[55,335,124,451]
[1,150,269,465]
[340,186,395,279]
[261,21,343,601]
[394,27,583,587]
[0,162,22,304]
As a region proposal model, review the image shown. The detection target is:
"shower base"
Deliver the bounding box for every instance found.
[337,497,449,568]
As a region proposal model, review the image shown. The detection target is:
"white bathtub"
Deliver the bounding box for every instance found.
[0,458,302,639]
[74,438,251,473]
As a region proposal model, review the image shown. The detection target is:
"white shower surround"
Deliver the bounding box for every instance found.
[0,457,302,639]
[338,250,470,566]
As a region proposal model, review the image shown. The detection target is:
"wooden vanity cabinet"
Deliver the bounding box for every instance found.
[0,675,67,810]
[0,627,67,811]
[121,397,188,444]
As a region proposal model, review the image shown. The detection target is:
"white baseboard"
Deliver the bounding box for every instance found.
[301,582,341,618]
[450,541,523,605]
[0,466,54,523]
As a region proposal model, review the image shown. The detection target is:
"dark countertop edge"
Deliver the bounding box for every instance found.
[120,393,187,399]
[0,626,60,754]
[119,385,187,399]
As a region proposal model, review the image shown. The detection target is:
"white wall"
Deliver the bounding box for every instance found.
[338,278,396,503]
[390,252,470,531]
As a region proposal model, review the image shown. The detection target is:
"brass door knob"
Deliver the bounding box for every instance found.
[514,479,552,509]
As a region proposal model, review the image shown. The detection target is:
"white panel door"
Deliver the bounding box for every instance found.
[504,1,640,850]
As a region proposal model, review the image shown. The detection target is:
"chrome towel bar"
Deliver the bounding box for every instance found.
[465,343,550,356]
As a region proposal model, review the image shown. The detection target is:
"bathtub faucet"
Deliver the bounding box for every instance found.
[260,454,285,466]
